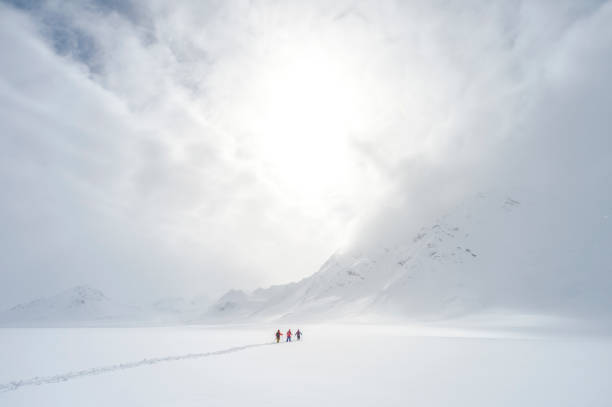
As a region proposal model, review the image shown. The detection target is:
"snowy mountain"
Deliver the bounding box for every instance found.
[7,190,608,327]
[0,285,143,326]
[0,286,214,326]
[205,191,612,323]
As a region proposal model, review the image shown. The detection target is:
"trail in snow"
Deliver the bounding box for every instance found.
[0,341,276,393]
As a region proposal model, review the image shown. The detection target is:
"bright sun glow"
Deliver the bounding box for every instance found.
[245,43,364,209]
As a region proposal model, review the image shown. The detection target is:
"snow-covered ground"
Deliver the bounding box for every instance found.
[2,323,611,406]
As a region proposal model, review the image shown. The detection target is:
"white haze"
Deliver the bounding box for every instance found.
[0,0,611,311]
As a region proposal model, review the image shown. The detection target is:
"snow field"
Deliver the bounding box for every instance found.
[1,325,612,406]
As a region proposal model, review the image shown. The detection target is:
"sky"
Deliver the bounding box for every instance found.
[1,0,611,308]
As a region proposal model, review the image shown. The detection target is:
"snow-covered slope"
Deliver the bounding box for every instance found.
[0,286,213,326]
[0,286,143,326]
[205,191,612,323]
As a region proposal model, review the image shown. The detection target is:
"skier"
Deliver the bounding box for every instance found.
[296,329,302,341]
[286,329,292,342]
[275,329,283,343]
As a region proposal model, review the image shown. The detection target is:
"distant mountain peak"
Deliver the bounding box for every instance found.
[63,285,107,303]
[1,285,139,326]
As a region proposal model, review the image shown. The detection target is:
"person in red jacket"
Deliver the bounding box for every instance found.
[286,329,292,342]
[275,329,283,343]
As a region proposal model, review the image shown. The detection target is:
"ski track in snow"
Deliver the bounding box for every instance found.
[0,342,276,393]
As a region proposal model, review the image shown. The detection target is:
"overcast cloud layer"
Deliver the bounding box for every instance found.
[1,0,611,308]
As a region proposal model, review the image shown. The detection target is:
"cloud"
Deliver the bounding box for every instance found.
[348,0,612,244]
[1,0,611,310]
[0,1,360,306]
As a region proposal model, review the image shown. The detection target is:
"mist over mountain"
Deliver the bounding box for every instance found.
[1,0,611,325]
[0,285,142,326]
[206,190,612,324]
[0,285,212,326]
[3,3,612,406]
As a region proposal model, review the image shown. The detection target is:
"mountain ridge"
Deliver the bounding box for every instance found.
[204,190,612,323]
